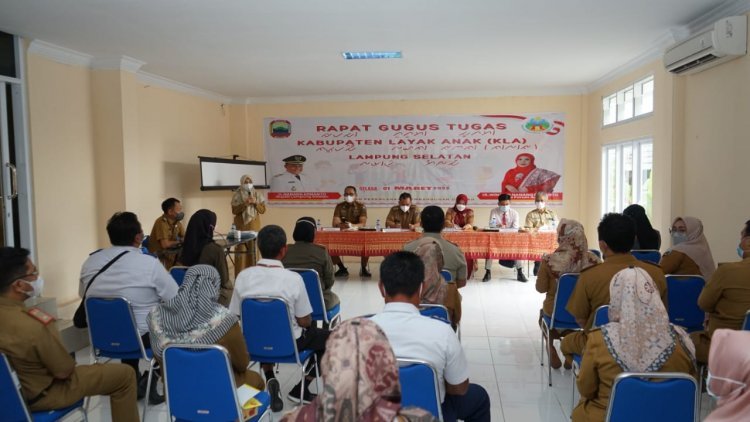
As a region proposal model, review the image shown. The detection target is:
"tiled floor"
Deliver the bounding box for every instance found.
[68,260,715,421]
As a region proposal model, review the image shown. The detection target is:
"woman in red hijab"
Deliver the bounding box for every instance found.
[501,153,560,193]
[444,194,476,278]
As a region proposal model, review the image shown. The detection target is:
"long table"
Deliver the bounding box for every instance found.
[314,230,558,260]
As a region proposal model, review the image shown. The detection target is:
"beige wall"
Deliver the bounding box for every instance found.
[232,96,587,238]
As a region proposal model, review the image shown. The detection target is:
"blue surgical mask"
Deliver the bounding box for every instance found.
[671,232,687,245]
[738,244,745,259]
[499,205,510,213]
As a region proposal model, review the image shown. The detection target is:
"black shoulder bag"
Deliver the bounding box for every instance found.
[73,251,129,328]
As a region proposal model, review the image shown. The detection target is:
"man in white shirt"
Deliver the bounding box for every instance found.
[80,211,178,404]
[482,193,527,282]
[371,251,490,422]
[229,224,329,411]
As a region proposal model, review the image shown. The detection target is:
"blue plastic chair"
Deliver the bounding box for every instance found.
[419,303,451,324]
[240,296,319,405]
[289,268,341,327]
[169,266,189,287]
[630,249,661,265]
[593,304,610,328]
[540,273,582,386]
[397,358,443,421]
[1,353,87,422]
[665,275,706,333]
[85,296,156,421]
[440,269,452,283]
[605,372,698,422]
[163,344,269,422]
[744,310,750,331]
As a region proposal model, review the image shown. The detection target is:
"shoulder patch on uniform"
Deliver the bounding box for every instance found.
[26,308,55,325]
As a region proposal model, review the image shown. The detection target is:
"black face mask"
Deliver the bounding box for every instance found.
[175,212,185,221]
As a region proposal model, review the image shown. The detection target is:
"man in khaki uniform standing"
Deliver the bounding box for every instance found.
[690,220,750,364]
[560,213,667,367]
[331,185,370,277]
[148,197,186,269]
[385,192,421,230]
[0,247,137,421]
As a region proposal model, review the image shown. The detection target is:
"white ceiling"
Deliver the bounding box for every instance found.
[0,0,745,102]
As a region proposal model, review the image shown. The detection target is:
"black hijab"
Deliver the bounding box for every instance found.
[180,209,217,265]
[623,204,660,249]
[293,217,316,243]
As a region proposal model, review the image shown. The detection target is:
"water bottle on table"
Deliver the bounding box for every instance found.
[316,219,322,231]
[375,219,382,231]
[490,216,498,229]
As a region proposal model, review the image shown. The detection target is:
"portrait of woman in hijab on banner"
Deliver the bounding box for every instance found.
[501,153,561,194]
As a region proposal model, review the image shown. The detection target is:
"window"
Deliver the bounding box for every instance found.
[602,75,653,126]
[602,139,653,217]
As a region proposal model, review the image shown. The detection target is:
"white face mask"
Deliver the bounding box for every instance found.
[22,276,44,298]
[344,195,355,203]
[671,232,687,245]
[707,372,747,399]
[244,183,253,191]
[535,201,545,210]
[499,205,510,213]
[456,204,466,212]
[400,205,410,213]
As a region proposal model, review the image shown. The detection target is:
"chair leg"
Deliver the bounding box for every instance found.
[142,359,155,421]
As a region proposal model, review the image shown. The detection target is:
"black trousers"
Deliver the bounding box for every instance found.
[122,333,151,377]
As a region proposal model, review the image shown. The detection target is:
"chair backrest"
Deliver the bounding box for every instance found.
[593,305,610,328]
[289,268,327,322]
[589,249,602,259]
[169,266,189,286]
[163,344,242,422]
[0,353,33,421]
[665,275,706,332]
[744,310,750,331]
[630,249,661,265]
[606,372,698,422]
[440,269,452,283]
[419,303,451,324]
[397,358,443,420]
[549,273,581,329]
[85,296,148,360]
[240,296,302,364]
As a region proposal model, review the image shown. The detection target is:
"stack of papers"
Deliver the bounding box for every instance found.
[237,384,262,420]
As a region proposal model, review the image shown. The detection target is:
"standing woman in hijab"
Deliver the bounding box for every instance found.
[704,329,750,422]
[536,218,600,369]
[660,216,716,278]
[148,265,264,390]
[281,318,435,422]
[231,174,266,275]
[180,209,232,306]
[623,204,661,250]
[572,267,696,422]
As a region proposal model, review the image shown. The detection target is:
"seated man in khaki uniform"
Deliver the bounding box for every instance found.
[385,192,421,230]
[524,191,558,276]
[560,213,667,367]
[0,247,137,421]
[331,185,370,277]
[147,197,186,268]
[690,219,750,364]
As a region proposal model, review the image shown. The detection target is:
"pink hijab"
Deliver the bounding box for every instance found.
[705,329,750,422]
[669,216,716,279]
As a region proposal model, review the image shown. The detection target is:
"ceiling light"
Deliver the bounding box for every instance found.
[342,51,402,60]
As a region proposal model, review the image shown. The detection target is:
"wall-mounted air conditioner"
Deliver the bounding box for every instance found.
[664,15,747,75]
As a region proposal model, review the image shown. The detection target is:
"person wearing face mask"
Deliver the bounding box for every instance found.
[445,194,476,278]
[331,185,370,277]
[689,219,750,364]
[0,247,139,421]
[704,329,750,422]
[660,216,716,278]
[147,197,186,269]
[231,174,266,275]
[385,192,421,230]
[179,209,232,306]
[482,193,527,282]
[524,191,558,275]
[80,212,178,404]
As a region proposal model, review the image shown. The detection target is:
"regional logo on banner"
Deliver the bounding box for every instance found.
[264,114,565,207]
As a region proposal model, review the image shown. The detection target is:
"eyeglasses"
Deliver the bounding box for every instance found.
[707,371,747,399]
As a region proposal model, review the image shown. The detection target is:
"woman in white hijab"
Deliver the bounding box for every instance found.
[572,267,697,422]
[231,174,266,274]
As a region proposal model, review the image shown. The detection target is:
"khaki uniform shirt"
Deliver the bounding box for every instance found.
[659,250,701,276]
[197,242,232,307]
[282,241,340,310]
[385,205,421,229]
[535,260,557,316]
[0,297,75,401]
[573,329,696,422]
[332,201,367,225]
[148,215,185,267]
[698,256,750,334]
[567,254,667,330]
[524,208,558,229]
[444,208,474,229]
[404,232,468,283]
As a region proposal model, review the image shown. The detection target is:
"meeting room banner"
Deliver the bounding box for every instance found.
[264,113,565,207]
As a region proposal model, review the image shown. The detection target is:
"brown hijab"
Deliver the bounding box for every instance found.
[543,218,600,278]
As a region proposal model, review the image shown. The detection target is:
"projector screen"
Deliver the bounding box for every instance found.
[199,156,268,191]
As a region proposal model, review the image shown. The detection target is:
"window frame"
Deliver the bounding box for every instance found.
[602,75,654,127]
[601,138,653,217]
